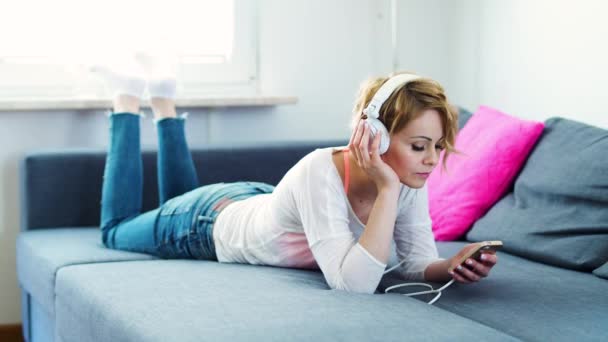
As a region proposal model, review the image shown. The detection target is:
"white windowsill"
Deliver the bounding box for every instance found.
[0,96,298,111]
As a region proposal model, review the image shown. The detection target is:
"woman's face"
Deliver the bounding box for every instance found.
[382,109,445,189]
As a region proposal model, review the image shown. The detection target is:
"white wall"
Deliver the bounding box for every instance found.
[0,0,391,324]
[477,0,608,128]
[394,0,481,114]
[395,0,608,130]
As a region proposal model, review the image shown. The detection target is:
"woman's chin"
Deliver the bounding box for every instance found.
[400,177,426,189]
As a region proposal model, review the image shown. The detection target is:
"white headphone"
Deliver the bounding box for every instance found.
[362,73,422,155]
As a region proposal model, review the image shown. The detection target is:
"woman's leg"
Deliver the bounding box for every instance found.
[137,52,199,204]
[99,95,159,253]
[151,97,200,204]
[95,56,201,258]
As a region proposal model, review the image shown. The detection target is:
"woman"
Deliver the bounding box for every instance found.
[96,56,498,295]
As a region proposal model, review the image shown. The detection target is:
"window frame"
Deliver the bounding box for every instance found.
[0,0,259,101]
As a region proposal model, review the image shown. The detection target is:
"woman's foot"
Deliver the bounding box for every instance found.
[90,57,146,114]
[135,52,179,120]
[90,59,146,101]
[135,52,178,99]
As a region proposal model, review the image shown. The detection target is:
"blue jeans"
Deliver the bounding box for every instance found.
[100,113,275,260]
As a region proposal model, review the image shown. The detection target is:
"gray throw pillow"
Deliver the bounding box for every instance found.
[457,107,473,130]
[466,117,608,271]
[593,263,608,280]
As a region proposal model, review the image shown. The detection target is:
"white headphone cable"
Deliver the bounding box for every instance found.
[383,259,455,305]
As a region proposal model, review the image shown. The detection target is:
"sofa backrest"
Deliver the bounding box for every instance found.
[20,140,347,231]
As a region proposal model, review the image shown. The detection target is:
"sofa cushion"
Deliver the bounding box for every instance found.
[457,106,473,129]
[55,260,519,342]
[380,241,608,341]
[428,106,544,240]
[466,117,608,271]
[16,228,157,315]
[593,262,608,280]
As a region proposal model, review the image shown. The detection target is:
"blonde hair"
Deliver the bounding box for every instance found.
[351,71,459,170]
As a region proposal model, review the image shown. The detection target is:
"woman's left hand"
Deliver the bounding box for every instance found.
[448,245,499,284]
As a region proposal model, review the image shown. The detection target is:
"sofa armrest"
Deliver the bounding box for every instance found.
[21,149,120,231]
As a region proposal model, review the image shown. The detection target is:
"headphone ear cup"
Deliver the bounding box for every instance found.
[366,117,390,155]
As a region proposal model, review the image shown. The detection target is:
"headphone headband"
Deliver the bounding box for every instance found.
[362,73,422,119]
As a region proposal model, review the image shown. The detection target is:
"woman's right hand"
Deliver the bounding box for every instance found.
[348,119,401,193]
[448,244,498,284]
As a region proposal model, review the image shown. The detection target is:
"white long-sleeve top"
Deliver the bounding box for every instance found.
[212,146,445,294]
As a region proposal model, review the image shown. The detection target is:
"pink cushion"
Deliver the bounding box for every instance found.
[428,105,545,241]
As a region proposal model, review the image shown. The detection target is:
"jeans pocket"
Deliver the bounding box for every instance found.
[160,200,192,216]
[159,188,204,216]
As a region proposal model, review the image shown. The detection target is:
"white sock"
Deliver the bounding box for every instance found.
[90,60,146,100]
[135,52,178,99]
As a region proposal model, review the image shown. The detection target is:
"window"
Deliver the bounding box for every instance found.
[0,0,258,100]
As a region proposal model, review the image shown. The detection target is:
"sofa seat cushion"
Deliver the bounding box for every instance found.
[55,260,519,342]
[380,241,608,341]
[16,227,158,315]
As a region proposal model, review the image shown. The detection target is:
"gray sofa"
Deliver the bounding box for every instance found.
[16,110,608,342]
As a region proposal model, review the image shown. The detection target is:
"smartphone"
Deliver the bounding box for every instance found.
[448,240,503,273]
